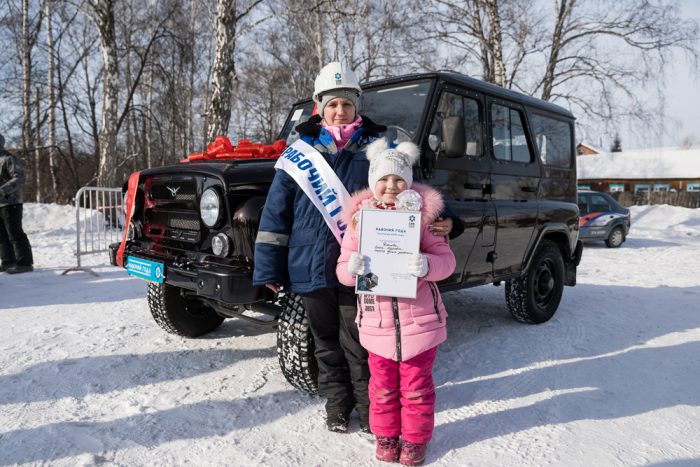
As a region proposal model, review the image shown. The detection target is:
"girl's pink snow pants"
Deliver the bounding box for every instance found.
[368,346,438,444]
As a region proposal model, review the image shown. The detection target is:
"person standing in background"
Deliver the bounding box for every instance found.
[0,133,34,274]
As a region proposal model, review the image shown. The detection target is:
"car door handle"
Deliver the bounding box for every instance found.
[464,183,493,194]
[521,186,537,193]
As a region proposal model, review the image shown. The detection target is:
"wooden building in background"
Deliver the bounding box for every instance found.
[577,146,700,194]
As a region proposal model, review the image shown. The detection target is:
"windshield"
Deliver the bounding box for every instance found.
[279,80,433,146]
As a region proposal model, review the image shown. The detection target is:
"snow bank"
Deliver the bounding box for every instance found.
[630,204,700,238]
[22,203,78,234]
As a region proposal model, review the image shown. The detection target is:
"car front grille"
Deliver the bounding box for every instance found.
[144,175,204,243]
[149,177,198,206]
[148,210,201,231]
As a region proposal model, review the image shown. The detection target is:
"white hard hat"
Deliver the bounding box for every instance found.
[313,62,362,103]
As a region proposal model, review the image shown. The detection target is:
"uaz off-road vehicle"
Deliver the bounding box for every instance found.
[110,72,583,394]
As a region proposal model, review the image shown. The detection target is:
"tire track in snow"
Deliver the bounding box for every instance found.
[432,286,585,465]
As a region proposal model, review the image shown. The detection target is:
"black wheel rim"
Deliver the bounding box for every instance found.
[534,258,556,308]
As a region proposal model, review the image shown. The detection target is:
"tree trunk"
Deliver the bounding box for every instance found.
[186,0,197,155]
[312,0,325,71]
[21,0,32,158]
[206,0,237,141]
[45,1,59,200]
[468,0,493,83]
[34,87,42,203]
[541,0,572,101]
[330,0,340,61]
[484,0,506,87]
[92,0,119,187]
[146,65,153,168]
[55,46,79,191]
[123,2,134,173]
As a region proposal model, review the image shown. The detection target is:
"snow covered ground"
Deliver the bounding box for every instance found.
[1,203,700,466]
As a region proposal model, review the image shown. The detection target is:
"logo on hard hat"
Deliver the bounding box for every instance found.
[335,73,342,79]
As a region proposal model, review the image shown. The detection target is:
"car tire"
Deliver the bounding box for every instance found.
[147,283,224,337]
[605,226,624,248]
[505,239,565,324]
[276,293,318,394]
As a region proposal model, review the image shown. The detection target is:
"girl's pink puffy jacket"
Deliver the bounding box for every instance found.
[336,183,456,362]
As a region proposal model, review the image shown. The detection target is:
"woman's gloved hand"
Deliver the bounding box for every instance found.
[406,254,429,277]
[348,252,368,276]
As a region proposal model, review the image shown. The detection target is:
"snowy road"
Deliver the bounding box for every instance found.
[1,203,699,466]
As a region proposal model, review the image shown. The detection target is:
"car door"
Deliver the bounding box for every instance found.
[487,98,541,278]
[421,86,496,287]
[578,192,590,215]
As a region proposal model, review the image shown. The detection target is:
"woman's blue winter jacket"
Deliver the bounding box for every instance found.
[252,115,386,294]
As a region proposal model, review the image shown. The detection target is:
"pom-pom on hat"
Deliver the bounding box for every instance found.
[366,138,420,197]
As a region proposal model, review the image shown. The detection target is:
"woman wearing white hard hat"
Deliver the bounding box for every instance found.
[253,62,455,434]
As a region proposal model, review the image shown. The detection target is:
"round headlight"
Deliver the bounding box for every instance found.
[211,233,230,257]
[200,188,221,227]
[126,221,141,240]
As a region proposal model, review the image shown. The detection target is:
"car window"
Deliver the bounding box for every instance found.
[608,197,625,212]
[578,194,589,214]
[429,91,483,157]
[279,102,316,144]
[278,81,433,145]
[530,113,573,168]
[590,194,611,213]
[491,104,531,163]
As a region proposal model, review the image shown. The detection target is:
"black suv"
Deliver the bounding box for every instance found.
[578,190,631,248]
[110,72,582,393]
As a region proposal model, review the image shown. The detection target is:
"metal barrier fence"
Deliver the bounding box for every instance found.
[62,186,124,275]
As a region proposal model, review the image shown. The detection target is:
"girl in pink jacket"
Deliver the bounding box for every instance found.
[336,138,456,465]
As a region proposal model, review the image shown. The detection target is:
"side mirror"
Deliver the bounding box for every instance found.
[440,116,465,158]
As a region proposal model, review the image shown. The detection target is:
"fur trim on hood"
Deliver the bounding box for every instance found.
[341,183,445,233]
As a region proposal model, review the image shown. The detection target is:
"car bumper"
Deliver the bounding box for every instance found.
[109,242,264,305]
[579,227,610,240]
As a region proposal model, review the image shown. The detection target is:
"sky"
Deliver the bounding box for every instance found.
[622,0,700,150]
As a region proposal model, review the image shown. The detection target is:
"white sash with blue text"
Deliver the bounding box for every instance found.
[275,139,351,244]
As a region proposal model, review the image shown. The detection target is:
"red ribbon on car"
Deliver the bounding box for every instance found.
[182,136,287,163]
[116,171,141,267]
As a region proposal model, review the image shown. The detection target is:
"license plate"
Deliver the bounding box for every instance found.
[126,256,164,283]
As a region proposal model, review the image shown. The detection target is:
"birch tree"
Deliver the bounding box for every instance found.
[45,0,59,199]
[84,0,119,187]
[16,0,44,167]
[80,0,174,185]
[422,0,698,133]
[205,0,265,141]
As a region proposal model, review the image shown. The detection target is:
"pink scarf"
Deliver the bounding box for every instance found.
[322,115,363,150]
